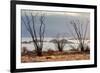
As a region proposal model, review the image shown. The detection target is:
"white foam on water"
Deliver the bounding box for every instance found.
[21,37,90,51]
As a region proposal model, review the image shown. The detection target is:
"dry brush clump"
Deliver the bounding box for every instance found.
[66,18,90,52]
[50,34,68,52]
[22,11,46,56]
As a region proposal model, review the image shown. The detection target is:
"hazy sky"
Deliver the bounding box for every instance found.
[21,10,90,39]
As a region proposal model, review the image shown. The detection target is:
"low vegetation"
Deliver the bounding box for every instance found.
[21,47,90,63]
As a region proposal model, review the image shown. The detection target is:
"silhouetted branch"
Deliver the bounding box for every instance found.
[22,12,46,56]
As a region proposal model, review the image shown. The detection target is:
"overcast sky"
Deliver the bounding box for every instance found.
[21,10,90,39]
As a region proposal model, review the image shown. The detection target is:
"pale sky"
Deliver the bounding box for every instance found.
[21,9,90,39]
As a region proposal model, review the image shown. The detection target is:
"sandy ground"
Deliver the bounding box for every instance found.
[21,51,90,63]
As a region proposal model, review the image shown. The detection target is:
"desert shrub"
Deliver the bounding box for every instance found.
[50,38,67,52]
[84,46,90,53]
[21,47,28,55]
[22,12,46,56]
[47,49,55,55]
[66,19,89,52]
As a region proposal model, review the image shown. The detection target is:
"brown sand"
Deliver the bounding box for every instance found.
[21,51,90,63]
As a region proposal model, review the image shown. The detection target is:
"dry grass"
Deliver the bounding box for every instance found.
[21,51,90,63]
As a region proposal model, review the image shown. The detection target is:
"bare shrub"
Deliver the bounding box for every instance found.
[66,19,89,52]
[22,11,46,56]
